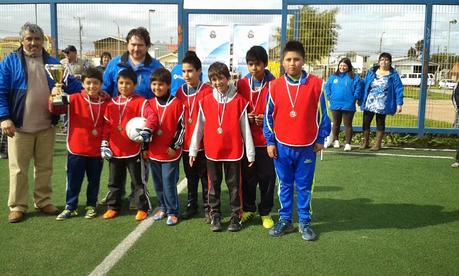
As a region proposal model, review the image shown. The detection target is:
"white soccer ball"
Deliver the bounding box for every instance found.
[125,117,147,142]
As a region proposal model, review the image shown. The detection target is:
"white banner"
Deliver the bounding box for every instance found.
[232,25,270,78]
[195,25,231,82]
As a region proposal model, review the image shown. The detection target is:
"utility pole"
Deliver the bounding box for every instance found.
[74,16,84,58]
[379,32,385,54]
[113,21,121,56]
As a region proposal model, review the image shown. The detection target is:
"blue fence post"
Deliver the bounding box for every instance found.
[50,2,58,58]
[293,8,299,41]
[177,0,183,62]
[281,0,288,73]
[418,3,433,137]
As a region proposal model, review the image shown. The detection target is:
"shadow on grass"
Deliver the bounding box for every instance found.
[313,198,459,234]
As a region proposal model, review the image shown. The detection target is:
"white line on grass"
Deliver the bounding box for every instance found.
[324,150,454,159]
[88,178,188,276]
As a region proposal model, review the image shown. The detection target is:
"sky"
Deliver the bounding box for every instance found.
[0,2,458,60]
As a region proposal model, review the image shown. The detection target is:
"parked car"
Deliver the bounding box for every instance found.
[439,79,457,89]
[400,73,434,86]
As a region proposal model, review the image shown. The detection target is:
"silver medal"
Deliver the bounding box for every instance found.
[290,110,297,118]
[157,129,163,136]
[217,127,223,134]
[91,129,98,136]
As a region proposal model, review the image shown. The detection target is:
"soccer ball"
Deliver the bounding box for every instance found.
[125,117,147,142]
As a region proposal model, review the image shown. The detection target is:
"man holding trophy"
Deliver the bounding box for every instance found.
[0,22,81,223]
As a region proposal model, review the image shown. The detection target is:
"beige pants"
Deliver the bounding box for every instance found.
[8,127,56,212]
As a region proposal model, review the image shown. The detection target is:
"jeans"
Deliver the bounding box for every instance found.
[150,159,180,215]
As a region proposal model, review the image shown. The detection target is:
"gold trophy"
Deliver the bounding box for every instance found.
[45,64,69,106]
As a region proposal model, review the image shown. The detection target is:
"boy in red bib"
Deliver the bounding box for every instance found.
[49,67,108,220]
[100,68,157,221]
[264,41,330,241]
[237,46,276,229]
[175,51,213,221]
[189,62,255,232]
[146,68,184,226]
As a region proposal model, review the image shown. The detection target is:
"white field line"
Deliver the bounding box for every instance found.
[88,178,188,276]
[324,150,454,159]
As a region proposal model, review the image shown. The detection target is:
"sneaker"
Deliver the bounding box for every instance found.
[324,138,332,149]
[261,215,274,229]
[333,140,340,148]
[268,219,295,237]
[103,209,118,219]
[241,211,255,223]
[135,210,148,221]
[299,222,316,241]
[451,162,459,168]
[98,195,108,206]
[210,216,222,232]
[181,206,197,220]
[153,210,167,221]
[84,206,97,219]
[344,144,352,151]
[56,209,78,221]
[228,217,242,232]
[204,212,211,224]
[166,215,178,226]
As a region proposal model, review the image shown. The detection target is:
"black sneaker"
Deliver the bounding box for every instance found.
[227,217,242,232]
[268,219,295,237]
[181,206,198,220]
[211,216,222,232]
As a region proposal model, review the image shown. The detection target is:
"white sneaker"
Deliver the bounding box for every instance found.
[451,162,459,168]
[344,144,352,151]
[333,140,340,148]
[324,138,332,149]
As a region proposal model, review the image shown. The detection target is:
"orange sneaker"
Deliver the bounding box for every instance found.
[103,209,118,219]
[135,210,148,221]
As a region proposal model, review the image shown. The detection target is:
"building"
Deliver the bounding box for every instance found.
[93,36,126,57]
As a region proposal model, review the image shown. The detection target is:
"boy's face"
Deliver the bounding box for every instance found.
[247,60,265,81]
[151,80,170,98]
[117,76,136,97]
[282,51,304,77]
[210,75,230,94]
[182,63,201,87]
[83,77,102,98]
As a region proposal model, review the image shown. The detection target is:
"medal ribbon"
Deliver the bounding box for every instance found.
[186,82,202,121]
[284,73,302,112]
[217,93,228,130]
[249,77,264,112]
[117,96,132,128]
[87,95,101,131]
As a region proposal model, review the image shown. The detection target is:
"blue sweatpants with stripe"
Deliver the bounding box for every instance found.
[274,142,316,223]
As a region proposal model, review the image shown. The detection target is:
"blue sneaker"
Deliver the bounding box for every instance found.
[299,222,316,241]
[56,209,78,221]
[268,219,295,237]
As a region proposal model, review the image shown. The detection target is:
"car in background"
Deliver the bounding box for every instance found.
[400,73,434,86]
[439,79,457,89]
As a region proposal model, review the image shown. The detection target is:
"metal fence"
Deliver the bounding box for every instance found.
[0,0,458,135]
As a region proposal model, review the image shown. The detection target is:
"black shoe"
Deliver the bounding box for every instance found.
[227,216,242,232]
[181,207,198,220]
[211,216,222,232]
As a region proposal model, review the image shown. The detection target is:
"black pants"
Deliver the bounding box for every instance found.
[456,143,459,162]
[207,159,242,220]
[182,151,209,211]
[107,155,149,211]
[331,110,355,144]
[241,147,275,216]
[362,110,386,131]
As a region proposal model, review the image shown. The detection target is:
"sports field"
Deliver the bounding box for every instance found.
[1,140,458,275]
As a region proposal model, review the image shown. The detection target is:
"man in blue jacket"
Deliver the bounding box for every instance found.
[0,23,81,223]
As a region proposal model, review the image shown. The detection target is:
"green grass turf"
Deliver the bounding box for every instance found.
[1,141,458,275]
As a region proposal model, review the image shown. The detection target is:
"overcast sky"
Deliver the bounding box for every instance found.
[0,2,457,59]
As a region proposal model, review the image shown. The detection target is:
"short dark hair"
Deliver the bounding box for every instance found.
[150,68,171,85]
[246,46,268,66]
[82,67,103,82]
[334,57,355,79]
[126,27,150,47]
[182,51,202,71]
[99,51,112,64]
[117,68,137,85]
[208,62,230,80]
[283,40,305,59]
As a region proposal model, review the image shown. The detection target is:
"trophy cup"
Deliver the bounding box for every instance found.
[45,64,69,106]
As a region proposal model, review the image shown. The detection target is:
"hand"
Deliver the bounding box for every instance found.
[137,128,152,143]
[396,105,402,113]
[267,145,277,159]
[100,140,113,159]
[189,156,196,167]
[314,143,324,153]
[248,112,255,124]
[166,147,176,158]
[255,114,264,127]
[1,119,16,137]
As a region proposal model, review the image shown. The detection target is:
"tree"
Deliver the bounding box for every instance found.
[283,6,340,65]
[415,39,423,57]
[407,47,417,59]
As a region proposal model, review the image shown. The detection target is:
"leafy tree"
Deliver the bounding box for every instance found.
[407,47,417,59]
[415,39,424,57]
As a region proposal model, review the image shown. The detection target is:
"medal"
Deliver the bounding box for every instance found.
[188,118,193,125]
[284,73,302,119]
[290,110,297,118]
[87,95,101,137]
[118,125,123,132]
[217,93,228,136]
[91,129,98,136]
[116,96,131,134]
[186,83,201,127]
[157,129,163,136]
[217,127,223,134]
[156,95,172,137]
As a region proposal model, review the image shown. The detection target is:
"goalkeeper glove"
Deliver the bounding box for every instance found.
[100,140,113,159]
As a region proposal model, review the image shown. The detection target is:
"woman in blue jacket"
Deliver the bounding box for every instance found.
[360,52,403,151]
[325,58,362,151]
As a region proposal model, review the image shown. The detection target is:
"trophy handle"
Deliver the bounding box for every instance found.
[62,66,70,84]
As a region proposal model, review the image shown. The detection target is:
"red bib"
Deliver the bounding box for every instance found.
[175,83,212,151]
[270,75,323,146]
[148,97,183,161]
[200,93,248,161]
[67,92,108,156]
[103,95,147,158]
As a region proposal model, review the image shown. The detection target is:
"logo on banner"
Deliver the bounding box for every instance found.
[210,30,216,39]
[248,30,254,39]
